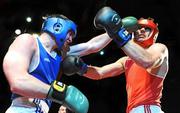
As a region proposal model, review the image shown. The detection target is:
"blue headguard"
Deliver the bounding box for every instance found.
[41,16,77,50]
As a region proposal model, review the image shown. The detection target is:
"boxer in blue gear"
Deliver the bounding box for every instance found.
[3,14,89,113]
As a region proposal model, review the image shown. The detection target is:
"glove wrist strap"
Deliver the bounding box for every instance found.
[77,64,88,76]
[47,80,67,104]
[109,28,132,47]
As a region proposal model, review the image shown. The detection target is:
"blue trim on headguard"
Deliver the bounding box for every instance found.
[42,17,77,50]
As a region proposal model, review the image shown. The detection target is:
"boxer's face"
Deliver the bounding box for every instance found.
[134,27,151,42]
[62,31,74,51]
[58,106,67,113]
[61,31,75,58]
[133,27,153,48]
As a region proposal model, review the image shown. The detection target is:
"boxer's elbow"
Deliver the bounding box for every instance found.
[137,58,155,69]
[9,78,22,94]
[10,83,19,93]
[9,75,28,94]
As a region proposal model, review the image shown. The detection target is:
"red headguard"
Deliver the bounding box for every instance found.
[136,18,159,48]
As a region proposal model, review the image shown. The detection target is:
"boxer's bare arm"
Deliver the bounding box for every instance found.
[122,41,168,77]
[3,34,50,98]
[84,57,128,80]
[68,33,112,57]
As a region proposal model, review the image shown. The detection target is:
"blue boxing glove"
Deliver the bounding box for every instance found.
[47,80,89,113]
[94,6,122,32]
[94,6,137,47]
[62,55,88,76]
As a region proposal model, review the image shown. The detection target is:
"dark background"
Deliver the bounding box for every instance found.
[0,0,180,113]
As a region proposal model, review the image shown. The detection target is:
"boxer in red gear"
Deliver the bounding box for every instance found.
[82,18,168,113]
[66,7,168,113]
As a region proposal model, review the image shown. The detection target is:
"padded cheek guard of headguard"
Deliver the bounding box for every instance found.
[137,18,159,47]
[41,17,77,50]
